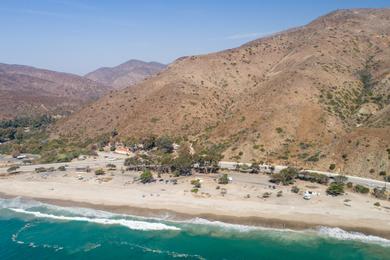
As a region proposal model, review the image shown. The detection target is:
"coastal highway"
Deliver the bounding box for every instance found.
[0,154,387,189]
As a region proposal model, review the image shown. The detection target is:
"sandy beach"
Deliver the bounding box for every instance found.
[0,166,390,239]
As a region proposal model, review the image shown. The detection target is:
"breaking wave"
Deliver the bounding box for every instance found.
[9,208,180,231]
[2,197,390,246]
[317,227,390,246]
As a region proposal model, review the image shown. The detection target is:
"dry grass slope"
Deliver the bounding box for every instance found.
[0,63,110,119]
[55,9,390,178]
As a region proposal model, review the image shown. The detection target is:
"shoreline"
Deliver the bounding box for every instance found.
[2,192,390,240]
[0,166,389,241]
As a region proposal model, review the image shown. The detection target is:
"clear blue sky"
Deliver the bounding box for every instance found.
[1,0,388,75]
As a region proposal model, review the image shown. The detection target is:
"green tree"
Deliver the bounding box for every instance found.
[195,144,224,173]
[353,184,370,194]
[139,169,154,183]
[141,136,156,150]
[218,174,229,184]
[326,182,344,196]
[172,144,193,176]
[191,179,201,188]
[155,136,174,153]
[270,167,298,185]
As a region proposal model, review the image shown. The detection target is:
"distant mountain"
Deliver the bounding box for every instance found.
[0,63,110,119]
[56,9,390,178]
[85,59,166,89]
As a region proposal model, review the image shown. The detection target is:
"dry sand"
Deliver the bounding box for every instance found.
[0,169,390,238]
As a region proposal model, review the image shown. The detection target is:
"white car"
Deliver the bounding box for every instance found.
[303,190,318,200]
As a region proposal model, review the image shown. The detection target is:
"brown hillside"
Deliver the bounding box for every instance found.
[55,9,390,178]
[85,59,166,90]
[0,63,110,119]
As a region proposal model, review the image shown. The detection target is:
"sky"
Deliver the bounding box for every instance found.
[0,0,389,75]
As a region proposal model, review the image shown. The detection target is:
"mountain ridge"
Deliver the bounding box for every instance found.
[55,8,390,178]
[0,63,110,119]
[85,59,166,89]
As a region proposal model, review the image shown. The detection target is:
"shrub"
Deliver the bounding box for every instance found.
[275,127,283,134]
[249,163,260,174]
[139,169,154,184]
[262,192,271,198]
[57,165,66,171]
[277,191,283,197]
[191,188,199,193]
[7,165,20,173]
[379,171,386,176]
[384,176,390,182]
[155,136,174,153]
[291,186,300,193]
[191,179,201,188]
[374,202,381,207]
[333,175,348,184]
[297,171,329,184]
[124,157,141,166]
[35,167,46,173]
[346,182,353,188]
[270,167,298,185]
[218,174,229,184]
[372,187,387,200]
[329,164,336,170]
[141,136,156,150]
[95,168,105,175]
[326,182,344,196]
[353,184,370,194]
[106,163,116,170]
[306,152,320,162]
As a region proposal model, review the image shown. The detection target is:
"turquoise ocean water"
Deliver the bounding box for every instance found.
[0,197,389,260]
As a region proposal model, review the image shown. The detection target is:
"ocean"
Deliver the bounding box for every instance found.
[0,197,389,260]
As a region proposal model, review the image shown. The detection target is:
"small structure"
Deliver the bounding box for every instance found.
[115,146,131,155]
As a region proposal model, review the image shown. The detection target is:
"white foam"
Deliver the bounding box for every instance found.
[9,208,180,231]
[0,197,116,218]
[119,241,206,260]
[181,217,258,232]
[317,227,390,246]
[0,197,42,210]
[3,197,390,246]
